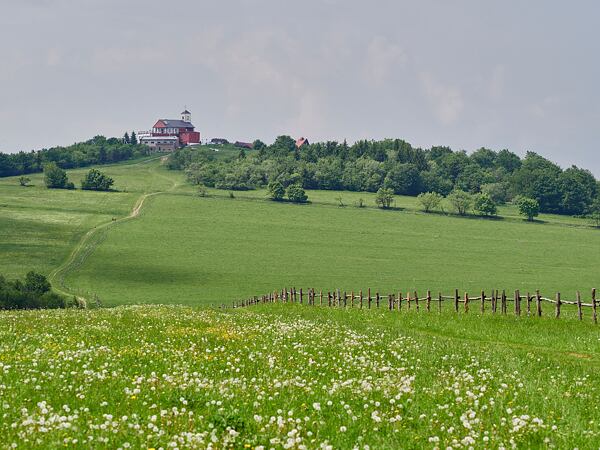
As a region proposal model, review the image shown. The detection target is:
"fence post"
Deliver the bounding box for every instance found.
[426,290,431,312]
[536,290,542,317]
[491,290,496,313]
[454,289,459,313]
[398,292,403,311]
[337,289,341,307]
[438,292,442,312]
[593,288,597,324]
[555,292,561,319]
[577,291,582,321]
[388,294,393,311]
[464,292,469,313]
[376,292,380,308]
[344,291,347,308]
[351,291,354,308]
[515,290,520,316]
[480,290,485,314]
[407,291,411,310]
[300,288,303,304]
[368,288,372,309]
[526,292,531,316]
[328,291,332,307]
[501,290,507,314]
[360,290,363,309]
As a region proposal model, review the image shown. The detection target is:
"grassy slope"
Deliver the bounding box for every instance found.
[1,156,599,305]
[1,304,599,448]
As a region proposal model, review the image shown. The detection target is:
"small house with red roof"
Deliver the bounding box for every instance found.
[140,109,201,150]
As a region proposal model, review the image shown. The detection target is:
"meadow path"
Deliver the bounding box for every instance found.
[48,157,180,304]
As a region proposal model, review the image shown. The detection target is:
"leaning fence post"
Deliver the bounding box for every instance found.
[577,291,582,321]
[555,292,561,319]
[426,290,431,312]
[351,290,354,308]
[593,288,597,324]
[414,291,419,311]
[360,290,363,309]
[464,292,469,313]
[536,290,542,317]
[454,289,459,313]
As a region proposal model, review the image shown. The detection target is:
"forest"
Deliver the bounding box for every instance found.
[0,135,149,177]
[168,136,600,216]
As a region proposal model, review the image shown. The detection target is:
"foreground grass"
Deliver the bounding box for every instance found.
[1,304,599,449]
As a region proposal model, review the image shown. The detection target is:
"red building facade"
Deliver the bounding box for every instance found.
[148,109,200,147]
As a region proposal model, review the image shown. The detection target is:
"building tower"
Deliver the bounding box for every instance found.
[181,109,191,123]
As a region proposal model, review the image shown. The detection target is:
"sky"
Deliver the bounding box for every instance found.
[1,0,599,175]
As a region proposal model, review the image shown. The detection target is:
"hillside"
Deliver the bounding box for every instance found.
[1,156,599,306]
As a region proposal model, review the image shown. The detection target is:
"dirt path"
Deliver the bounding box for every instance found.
[48,157,179,305]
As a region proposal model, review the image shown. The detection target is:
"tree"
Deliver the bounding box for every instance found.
[480,182,510,204]
[515,196,539,221]
[375,187,394,209]
[417,192,443,213]
[267,180,285,201]
[588,198,600,228]
[123,132,130,144]
[43,162,69,189]
[473,193,497,216]
[383,163,422,195]
[238,148,246,159]
[286,184,308,203]
[18,176,31,186]
[81,169,114,191]
[23,271,51,294]
[252,139,266,151]
[130,131,138,145]
[447,189,472,216]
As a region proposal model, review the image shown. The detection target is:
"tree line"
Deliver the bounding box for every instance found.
[168,136,600,217]
[0,134,148,178]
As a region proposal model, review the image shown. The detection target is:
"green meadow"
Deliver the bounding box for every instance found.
[1,157,599,305]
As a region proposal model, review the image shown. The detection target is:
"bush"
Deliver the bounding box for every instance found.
[43,162,69,189]
[18,176,31,186]
[589,198,600,228]
[286,184,308,203]
[447,189,472,216]
[481,182,511,204]
[515,196,540,221]
[355,198,365,208]
[375,188,394,209]
[0,271,69,310]
[267,181,285,201]
[473,193,498,216]
[417,192,443,213]
[81,169,114,191]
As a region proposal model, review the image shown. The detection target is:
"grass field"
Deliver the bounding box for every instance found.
[1,304,599,448]
[1,157,599,305]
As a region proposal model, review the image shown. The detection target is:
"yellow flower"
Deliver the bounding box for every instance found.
[130,395,137,400]
[244,445,251,449]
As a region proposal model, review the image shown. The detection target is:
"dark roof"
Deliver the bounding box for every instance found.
[156,119,194,128]
[181,110,191,114]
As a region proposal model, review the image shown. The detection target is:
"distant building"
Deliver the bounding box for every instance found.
[139,109,201,151]
[211,138,229,145]
[296,137,309,148]
[234,141,253,149]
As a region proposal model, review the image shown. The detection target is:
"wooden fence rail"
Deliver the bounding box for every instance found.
[227,287,598,324]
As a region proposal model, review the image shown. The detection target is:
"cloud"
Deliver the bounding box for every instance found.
[420,73,464,125]
[363,36,407,86]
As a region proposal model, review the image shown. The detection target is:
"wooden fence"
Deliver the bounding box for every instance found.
[229,287,599,323]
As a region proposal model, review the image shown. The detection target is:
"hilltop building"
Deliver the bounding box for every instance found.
[296,137,309,148]
[139,109,201,151]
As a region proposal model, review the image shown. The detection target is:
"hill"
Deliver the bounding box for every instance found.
[1,156,599,306]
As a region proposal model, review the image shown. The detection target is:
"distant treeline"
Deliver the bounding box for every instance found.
[0,135,149,178]
[168,136,600,216]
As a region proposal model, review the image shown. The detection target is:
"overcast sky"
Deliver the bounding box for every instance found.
[1,0,599,174]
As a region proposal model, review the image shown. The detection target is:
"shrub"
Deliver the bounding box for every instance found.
[81,169,114,191]
[43,162,69,189]
[18,176,31,186]
[267,181,285,201]
[417,192,443,213]
[0,271,69,310]
[286,184,308,203]
[473,193,498,216]
[447,189,472,216]
[375,188,394,209]
[197,186,209,197]
[481,182,511,204]
[590,198,600,228]
[355,198,365,208]
[335,196,345,207]
[515,196,540,221]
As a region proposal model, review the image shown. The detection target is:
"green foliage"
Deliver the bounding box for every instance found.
[516,196,540,221]
[447,189,472,216]
[473,193,498,216]
[0,135,149,178]
[286,183,308,203]
[43,162,70,189]
[267,180,285,201]
[130,131,138,145]
[252,139,266,151]
[18,176,30,186]
[123,132,130,144]
[588,198,600,228]
[417,192,443,213]
[481,182,511,204]
[81,168,114,191]
[375,187,394,209]
[0,271,67,309]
